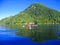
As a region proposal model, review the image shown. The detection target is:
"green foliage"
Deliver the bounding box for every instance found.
[0,3,60,25]
[0,3,60,42]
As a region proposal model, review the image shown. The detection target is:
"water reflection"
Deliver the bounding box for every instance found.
[16,24,60,41]
[0,25,60,45]
[0,25,19,40]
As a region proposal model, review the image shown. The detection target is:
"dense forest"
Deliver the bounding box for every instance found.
[0,3,60,41]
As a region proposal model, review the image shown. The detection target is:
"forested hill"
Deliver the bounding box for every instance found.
[0,3,60,28]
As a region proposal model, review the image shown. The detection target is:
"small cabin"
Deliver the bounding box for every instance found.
[22,22,38,29]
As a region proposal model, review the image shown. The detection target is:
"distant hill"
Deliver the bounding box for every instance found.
[0,3,60,29]
[0,3,59,41]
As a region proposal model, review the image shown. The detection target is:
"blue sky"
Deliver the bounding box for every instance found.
[0,0,60,20]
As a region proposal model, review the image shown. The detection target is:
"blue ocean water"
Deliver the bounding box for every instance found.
[0,35,60,45]
[0,25,60,45]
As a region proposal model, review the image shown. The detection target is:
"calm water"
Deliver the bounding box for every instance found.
[0,25,60,45]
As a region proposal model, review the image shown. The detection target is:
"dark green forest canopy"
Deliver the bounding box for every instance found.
[0,3,60,42]
[0,3,60,28]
